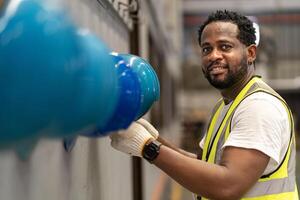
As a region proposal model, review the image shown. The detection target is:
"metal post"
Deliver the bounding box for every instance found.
[129,1,143,200]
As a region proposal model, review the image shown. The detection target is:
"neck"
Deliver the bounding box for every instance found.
[220,69,255,104]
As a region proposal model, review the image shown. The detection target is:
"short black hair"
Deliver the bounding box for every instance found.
[198,10,256,46]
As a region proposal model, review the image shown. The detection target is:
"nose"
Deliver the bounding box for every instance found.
[208,48,223,62]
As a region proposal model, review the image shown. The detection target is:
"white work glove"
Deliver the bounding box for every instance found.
[110,122,154,157]
[136,118,159,139]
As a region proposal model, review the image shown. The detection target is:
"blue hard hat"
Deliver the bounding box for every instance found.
[0,0,84,147]
[118,54,160,119]
[50,30,119,137]
[84,52,141,136]
[53,30,119,137]
[0,0,81,146]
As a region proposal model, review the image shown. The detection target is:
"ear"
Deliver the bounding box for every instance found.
[247,44,257,64]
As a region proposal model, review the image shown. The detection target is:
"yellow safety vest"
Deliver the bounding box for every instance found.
[197,76,298,200]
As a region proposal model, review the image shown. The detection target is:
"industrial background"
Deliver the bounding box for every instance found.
[0,0,300,200]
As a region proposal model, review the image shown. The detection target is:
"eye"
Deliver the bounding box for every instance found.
[202,46,212,55]
[220,44,232,51]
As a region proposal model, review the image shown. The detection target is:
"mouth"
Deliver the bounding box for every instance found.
[208,65,228,75]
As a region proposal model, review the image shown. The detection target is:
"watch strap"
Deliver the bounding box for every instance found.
[142,140,161,163]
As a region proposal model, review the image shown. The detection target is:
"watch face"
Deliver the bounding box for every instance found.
[143,141,161,162]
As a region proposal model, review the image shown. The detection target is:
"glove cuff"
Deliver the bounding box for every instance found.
[131,131,154,156]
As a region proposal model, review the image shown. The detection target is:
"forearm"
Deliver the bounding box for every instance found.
[110,120,268,200]
[157,136,197,159]
[153,145,243,200]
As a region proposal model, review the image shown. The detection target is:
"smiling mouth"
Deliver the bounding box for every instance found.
[209,65,227,75]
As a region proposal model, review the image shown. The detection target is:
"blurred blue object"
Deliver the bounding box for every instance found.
[63,136,78,153]
[0,0,159,146]
[54,30,119,137]
[84,53,141,137]
[0,0,82,147]
[119,54,160,119]
[15,138,38,160]
[84,53,160,137]
[0,0,119,148]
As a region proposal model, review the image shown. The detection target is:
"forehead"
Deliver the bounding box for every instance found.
[200,21,239,45]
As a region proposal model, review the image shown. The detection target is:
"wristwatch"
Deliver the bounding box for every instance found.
[142,140,161,163]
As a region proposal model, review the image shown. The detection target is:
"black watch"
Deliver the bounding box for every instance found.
[142,140,161,163]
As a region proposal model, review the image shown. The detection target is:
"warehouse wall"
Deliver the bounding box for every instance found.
[0,0,132,200]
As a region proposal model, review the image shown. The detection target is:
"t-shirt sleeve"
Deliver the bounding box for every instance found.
[222,93,289,166]
[199,135,206,149]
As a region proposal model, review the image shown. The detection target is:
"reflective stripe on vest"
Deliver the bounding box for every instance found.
[198,76,298,200]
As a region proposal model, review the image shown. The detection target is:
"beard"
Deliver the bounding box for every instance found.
[203,56,248,90]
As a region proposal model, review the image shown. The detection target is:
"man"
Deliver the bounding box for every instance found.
[110,10,298,199]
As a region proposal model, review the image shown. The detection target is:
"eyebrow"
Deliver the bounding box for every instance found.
[201,39,233,47]
[200,42,210,47]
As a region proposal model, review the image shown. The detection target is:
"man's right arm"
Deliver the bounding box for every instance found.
[110,120,268,200]
[157,136,199,159]
[137,118,200,159]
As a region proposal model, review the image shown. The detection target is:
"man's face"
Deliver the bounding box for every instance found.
[200,21,248,89]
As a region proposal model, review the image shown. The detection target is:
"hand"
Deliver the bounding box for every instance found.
[110,122,154,157]
[136,118,159,139]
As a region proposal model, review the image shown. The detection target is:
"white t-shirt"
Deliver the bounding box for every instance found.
[199,92,290,175]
